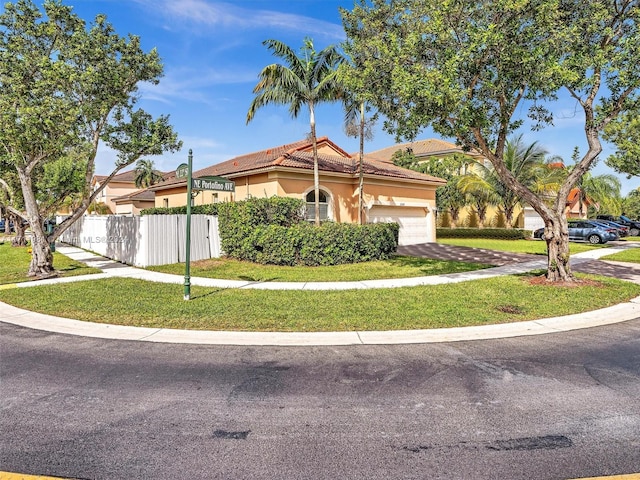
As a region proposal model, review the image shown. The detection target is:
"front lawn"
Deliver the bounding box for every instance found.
[0,241,101,285]
[1,274,638,331]
[147,255,490,282]
[437,238,606,255]
[600,247,640,264]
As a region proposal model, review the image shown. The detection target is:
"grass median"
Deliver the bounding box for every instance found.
[1,273,638,331]
[437,238,606,255]
[0,241,101,285]
[146,256,490,282]
[600,247,640,263]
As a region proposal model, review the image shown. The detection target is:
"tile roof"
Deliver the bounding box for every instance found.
[113,188,156,203]
[367,138,483,162]
[151,137,445,191]
[93,168,172,185]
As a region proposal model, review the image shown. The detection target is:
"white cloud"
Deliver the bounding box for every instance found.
[133,0,345,40]
[138,67,256,105]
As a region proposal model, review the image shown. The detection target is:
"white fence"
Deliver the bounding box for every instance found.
[57,215,221,267]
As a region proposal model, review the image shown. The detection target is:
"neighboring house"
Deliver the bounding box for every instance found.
[368,138,513,227]
[150,137,446,245]
[368,138,485,167]
[91,168,170,214]
[112,189,156,215]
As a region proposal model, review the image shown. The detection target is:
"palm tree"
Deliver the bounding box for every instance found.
[573,170,621,217]
[134,159,163,189]
[458,136,549,228]
[343,97,376,224]
[247,38,343,225]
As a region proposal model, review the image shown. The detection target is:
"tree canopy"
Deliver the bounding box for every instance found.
[342,0,640,281]
[247,38,343,225]
[0,0,182,276]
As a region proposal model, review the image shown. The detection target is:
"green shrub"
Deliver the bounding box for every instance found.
[141,204,220,215]
[251,222,399,266]
[144,196,399,265]
[437,227,532,240]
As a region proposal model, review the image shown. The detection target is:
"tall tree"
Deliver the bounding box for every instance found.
[246,38,343,225]
[0,1,181,277]
[134,159,164,188]
[343,97,376,224]
[459,136,550,228]
[342,0,640,282]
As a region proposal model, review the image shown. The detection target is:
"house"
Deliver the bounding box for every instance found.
[367,138,512,227]
[367,138,485,166]
[149,137,446,245]
[91,168,170,214]
[112,188,156,215]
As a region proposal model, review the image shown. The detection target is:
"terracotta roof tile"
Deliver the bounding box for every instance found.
[112,188,155,203]
[151,137,445,191]
[368,138,482,162]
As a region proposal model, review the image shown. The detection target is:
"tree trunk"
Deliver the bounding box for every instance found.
[449,207,460,228]
[358,102,365,225]
[16,166,56,277]
[310,104,320,227]
[11,215,27,247]
[543,216,573,282]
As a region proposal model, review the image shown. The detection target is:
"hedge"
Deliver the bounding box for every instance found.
[250,222,399,266]
[436,227,533,239]
[141,204,220,216]
[143,197,399,265]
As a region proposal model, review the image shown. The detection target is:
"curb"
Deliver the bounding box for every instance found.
[2,296,639,346]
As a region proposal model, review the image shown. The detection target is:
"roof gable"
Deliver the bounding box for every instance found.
[150,137,446,191]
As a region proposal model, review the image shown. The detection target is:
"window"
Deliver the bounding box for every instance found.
[212,193,218,203]
[305,189,329,221]
[162,198,169,208]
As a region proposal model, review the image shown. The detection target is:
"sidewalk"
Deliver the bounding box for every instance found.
[1,242,640,345]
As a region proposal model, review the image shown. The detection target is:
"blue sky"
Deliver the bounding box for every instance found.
[16,1,640,194]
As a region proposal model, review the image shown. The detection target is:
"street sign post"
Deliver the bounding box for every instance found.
[177,155,235,301]
[182,152,193,300]
[175,163,189,179]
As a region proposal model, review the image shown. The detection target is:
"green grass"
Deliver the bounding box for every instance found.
[0,241,101,285]
[1,274,638,331]
[147,256,490,282]
[437,238,607,255]
[600,247,640,264]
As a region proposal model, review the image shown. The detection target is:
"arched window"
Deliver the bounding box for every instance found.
[305,189,330,221]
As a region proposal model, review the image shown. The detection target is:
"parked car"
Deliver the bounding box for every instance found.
[596,214,640,236]
[533,227,544,239]
[594,219,629,237]
[0,219,14,232]
[568,220,618,244]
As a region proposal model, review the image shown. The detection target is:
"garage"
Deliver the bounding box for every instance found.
[367,205,433,246]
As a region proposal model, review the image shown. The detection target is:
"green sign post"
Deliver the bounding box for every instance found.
[183,151,193,300]
[179,154,235,301]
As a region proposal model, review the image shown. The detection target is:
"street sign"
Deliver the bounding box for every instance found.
[175,163,189,179]
[192,176,235,192]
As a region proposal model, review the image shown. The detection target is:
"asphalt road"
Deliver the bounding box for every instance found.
[1,320,640,480]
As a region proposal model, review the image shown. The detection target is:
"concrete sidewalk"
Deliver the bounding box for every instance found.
[1,242,640,345]
[7,242,640,290]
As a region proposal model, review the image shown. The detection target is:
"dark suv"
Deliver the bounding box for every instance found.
[596,215,640,236]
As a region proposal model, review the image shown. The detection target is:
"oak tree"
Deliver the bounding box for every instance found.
[0,0,181,277]
[342,0,640,281]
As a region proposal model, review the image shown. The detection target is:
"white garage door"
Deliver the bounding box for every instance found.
[368,206,431,246]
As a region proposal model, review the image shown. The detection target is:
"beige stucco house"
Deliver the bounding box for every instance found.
[91,168,171,215]
[150,137,446,245]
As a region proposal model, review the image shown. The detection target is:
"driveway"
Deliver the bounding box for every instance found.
[397,242,540,265]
